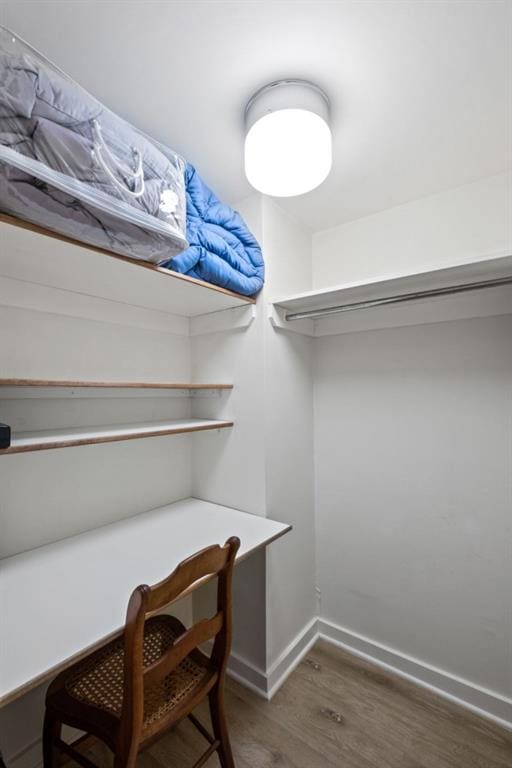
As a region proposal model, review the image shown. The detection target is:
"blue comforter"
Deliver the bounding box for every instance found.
[161,163,264,296]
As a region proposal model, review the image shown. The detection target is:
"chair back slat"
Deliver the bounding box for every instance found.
[145,544,231,614]
[144,612,224,686]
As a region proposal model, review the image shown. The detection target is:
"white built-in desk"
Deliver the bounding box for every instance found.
[0,498,290,707]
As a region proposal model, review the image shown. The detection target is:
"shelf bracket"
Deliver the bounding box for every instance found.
[190,304,256,336]
[189,389,225,400]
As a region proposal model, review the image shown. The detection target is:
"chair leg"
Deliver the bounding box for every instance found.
[42,710,62,768]
[208,684,235,768]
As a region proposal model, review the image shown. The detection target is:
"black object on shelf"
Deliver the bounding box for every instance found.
[0,423,11,449]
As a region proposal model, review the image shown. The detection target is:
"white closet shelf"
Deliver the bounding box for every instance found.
[0,378,233,390]
[271,254,512,336]
[0,498,291,706]
[0,214,256,317]
[0,418,233,454]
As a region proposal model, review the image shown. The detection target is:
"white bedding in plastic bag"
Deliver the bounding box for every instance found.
[0,26,188,263]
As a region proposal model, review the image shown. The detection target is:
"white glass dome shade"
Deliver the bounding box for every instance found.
[244,80,332,197]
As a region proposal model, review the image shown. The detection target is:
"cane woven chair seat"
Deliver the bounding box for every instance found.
[63,615,213,729]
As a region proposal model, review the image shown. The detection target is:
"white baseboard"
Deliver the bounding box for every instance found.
[225,617,319,700]
[318,618,512,731]
[4,739,41,768]
[266,617,319,699]
[224,651,269,698]
[226,616,512,730]
[5,727,84,768]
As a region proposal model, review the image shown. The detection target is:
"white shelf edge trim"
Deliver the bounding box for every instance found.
[0,498,291,706]
[1,418,233,454]
[270,254,512,336]
[271,252,512,310]
[0,385,232,400]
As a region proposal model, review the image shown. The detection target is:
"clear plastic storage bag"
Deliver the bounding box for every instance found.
[0,27,187,263]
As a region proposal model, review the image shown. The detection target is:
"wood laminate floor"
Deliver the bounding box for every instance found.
[86,640,512,768]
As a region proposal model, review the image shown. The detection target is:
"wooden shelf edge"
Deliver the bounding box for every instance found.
[0,420,234,455]
[0,379,233,390]
[0,213,256,305]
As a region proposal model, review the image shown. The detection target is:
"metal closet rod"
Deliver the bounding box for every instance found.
[284,275,512,321]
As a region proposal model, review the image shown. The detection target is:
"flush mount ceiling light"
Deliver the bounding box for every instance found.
[244,79,332,197]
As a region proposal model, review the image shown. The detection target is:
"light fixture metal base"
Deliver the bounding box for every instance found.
[245,79,330,130]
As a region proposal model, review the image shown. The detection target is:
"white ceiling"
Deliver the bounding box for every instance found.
[1,0,511,232]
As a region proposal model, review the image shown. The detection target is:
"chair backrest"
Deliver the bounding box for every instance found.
[117,537,240,759]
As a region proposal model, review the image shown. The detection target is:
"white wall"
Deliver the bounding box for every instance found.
[0,289,194,557]
[311,171,512,723]
[261,200,316,670]
[191,195,269,672]
[313,171,512,287]
[191,197,267,519]
[192,197,317,681]
[314,316,512,701]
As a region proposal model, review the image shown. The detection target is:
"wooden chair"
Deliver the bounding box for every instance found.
[43,536,240,768]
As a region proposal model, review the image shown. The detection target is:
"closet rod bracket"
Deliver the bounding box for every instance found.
[268,304,316,336]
